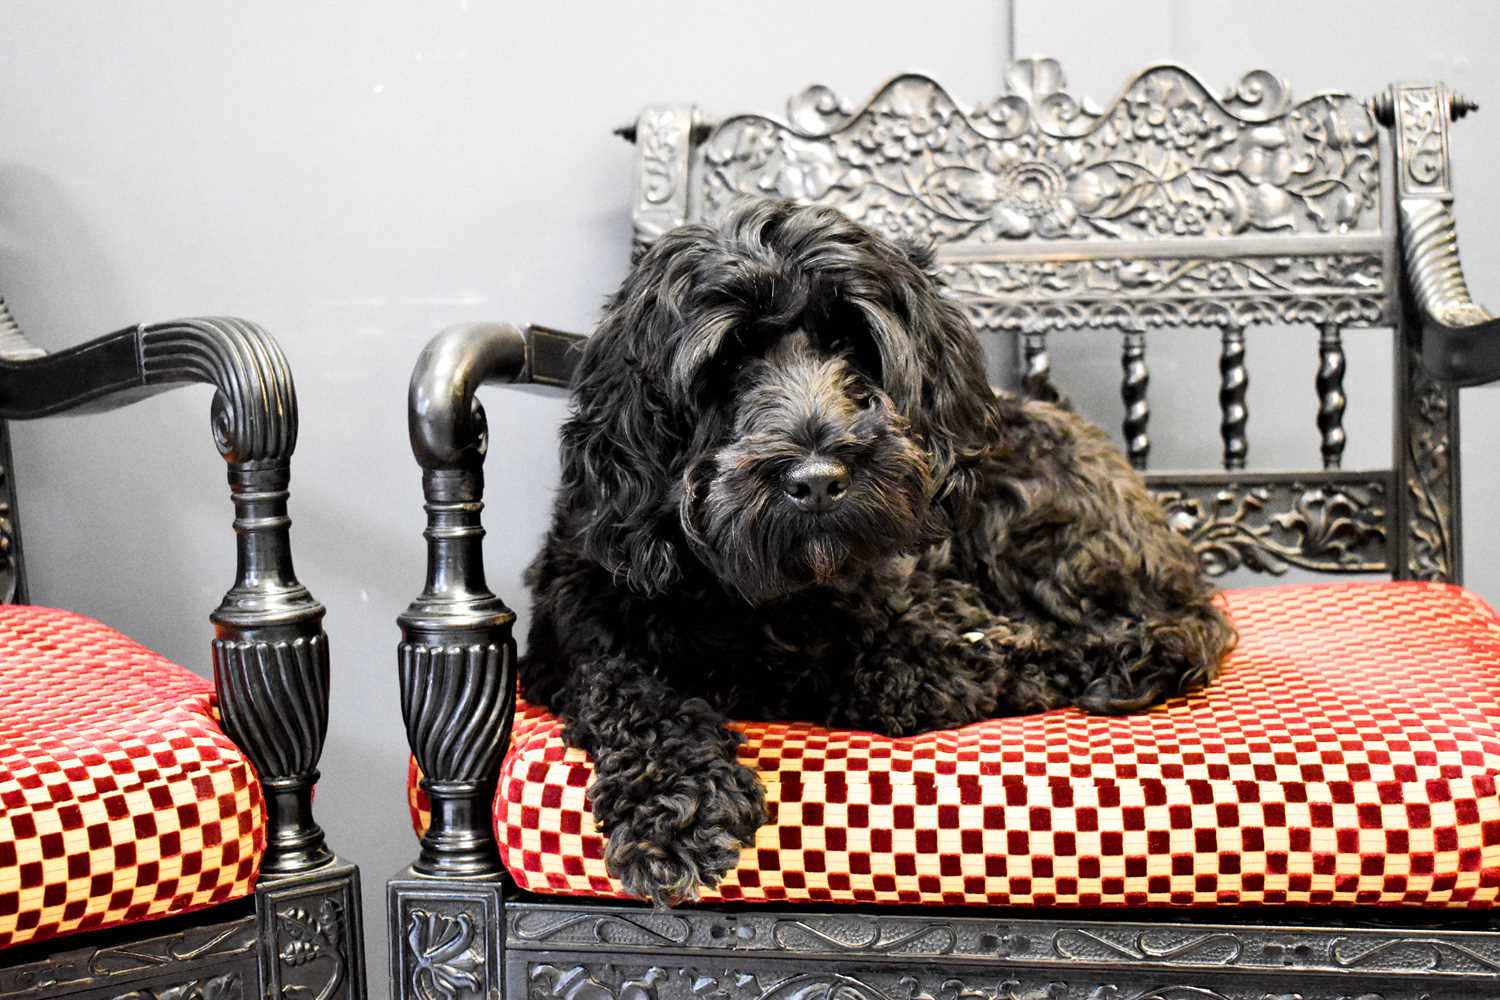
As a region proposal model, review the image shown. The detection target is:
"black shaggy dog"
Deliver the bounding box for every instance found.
[521,199,1234,906]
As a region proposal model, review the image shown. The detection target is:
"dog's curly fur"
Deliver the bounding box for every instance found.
[521,200,1235,906]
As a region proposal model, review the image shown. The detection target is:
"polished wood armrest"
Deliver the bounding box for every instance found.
[0,307,333,874]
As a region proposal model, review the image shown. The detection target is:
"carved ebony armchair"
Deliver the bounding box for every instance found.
[391,61,1500,999]
[0,305,366,998]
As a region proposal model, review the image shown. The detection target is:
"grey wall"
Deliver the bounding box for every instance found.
[0,3,1496,996]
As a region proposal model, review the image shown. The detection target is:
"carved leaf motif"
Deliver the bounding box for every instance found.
[109,972,241,1000]
[1404,369,1455,581]
[640,111,684,205]
[409,910,485,1000]
[277,897,348,1000]
[1399,88,1446,187]
[1154,480,1387,577]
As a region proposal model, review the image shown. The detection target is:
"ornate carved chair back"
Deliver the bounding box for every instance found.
[622,59,1497,585]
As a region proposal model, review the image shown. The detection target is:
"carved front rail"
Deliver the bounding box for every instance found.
[0,314,333,875]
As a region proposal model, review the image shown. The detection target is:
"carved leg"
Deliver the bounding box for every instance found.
[255,859,367,1000]
[387,872,504,1000]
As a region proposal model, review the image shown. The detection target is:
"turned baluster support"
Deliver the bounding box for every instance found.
[1120,329,1149,470]
[139,318,335,876]
[1316,324,1348,470]
[1022,327,1053,400]
[1218,325,1248,471]
[399,323,531,878]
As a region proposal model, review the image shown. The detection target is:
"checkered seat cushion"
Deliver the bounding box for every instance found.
[408,581,1500,908]
[0,605,265,949]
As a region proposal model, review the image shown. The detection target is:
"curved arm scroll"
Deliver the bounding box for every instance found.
[399,321,584,877]
[0,313,332,874]
[1375,83,1500,386]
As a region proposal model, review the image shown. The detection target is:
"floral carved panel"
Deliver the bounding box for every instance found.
[696,60,1381,248]
[1150,477,1389,577]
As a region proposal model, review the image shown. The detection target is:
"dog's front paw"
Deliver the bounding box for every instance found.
[599,760,767,906]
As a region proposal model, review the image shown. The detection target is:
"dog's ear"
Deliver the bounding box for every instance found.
[557,241,698,596]
[890,259,999,530]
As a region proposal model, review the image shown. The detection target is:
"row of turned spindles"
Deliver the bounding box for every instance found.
[1019,325,1349,472]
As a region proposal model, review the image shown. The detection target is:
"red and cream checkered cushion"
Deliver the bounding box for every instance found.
[408,581,1500,908]
[0,606,265,950]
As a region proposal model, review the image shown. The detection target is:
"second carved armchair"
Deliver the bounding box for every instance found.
[392,60,1500,1000]
[0,303,366,998]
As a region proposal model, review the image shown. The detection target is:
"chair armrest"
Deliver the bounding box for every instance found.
[1376,83,1500,387]
[398,322,585,877]
[0,308,333,874]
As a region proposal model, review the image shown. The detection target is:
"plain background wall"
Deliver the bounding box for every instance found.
[1,3,1496,994]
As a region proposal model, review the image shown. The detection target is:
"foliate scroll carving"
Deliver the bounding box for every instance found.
[521,962,1409,1000]
[1,918,258,998]
[407,909,485,1000]
[937,254,1387,332]
[632,106,697,250]
[257,861,363,1000]
[109,972,242,1000]
[1151,477,1388,576]
[389,877,503,1000]
[1401,365,1456,581]
[698,60,1380,248]
[274,897,349,1000]
[502,902,1500,985]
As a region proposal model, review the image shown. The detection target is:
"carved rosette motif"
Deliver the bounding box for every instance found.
[1151,478,1388,576]
[699,60,1380,247]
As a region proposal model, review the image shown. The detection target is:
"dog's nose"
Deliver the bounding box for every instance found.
[783,457,850,512]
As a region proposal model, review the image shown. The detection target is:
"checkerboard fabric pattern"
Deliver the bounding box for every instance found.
[0,606,265,949]
[408,581,1500,908]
